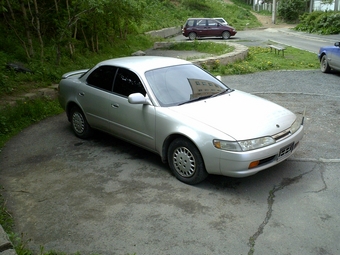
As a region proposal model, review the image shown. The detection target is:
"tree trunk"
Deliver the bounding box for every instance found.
[5,0,16,21]
[81,26,90,49]
[29,0,44,60]
[20,1,34,57]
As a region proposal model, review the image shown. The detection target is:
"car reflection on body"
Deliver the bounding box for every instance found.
[58,56,304,185]
[318,42,340,73]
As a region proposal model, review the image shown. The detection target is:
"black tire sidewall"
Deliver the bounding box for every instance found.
[321,55,330,73]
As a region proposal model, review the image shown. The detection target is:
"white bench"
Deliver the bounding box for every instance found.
[269,45,286,57]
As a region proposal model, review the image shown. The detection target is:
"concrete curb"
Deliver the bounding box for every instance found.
[153,41,249,67]
[145,26,182,38]
[0,225,15,255]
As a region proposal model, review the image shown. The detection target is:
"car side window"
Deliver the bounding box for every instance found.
[86,65,117,91]
[113,68,146,97]
[197,19,206,27]
[187,20,195,27]
[208,19,218,26]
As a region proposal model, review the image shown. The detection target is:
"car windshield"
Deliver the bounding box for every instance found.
[145,64,230,107]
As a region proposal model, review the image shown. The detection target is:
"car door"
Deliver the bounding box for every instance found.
[109,68,156,150]
[194,19,208,37]
[206,19,221,37]
[330,45,340,70]
[77,65,117,133]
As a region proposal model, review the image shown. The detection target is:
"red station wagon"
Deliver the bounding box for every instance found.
[182,18,237,40]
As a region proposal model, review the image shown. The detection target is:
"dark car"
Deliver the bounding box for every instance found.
[318,42,340,73]
[182,18,237,40]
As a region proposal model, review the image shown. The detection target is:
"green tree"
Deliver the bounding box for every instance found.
[278,0,309,22]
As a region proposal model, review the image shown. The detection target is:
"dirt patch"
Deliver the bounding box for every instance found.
[251,11,295,28]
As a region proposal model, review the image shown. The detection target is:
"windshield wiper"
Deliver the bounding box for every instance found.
[210,88,234,98]
[178,95,211,106]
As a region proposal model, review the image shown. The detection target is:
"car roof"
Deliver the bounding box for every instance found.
[97,56,191,73]
[186,18,212,20]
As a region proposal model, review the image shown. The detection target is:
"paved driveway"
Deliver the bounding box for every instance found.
[0,70,340,255]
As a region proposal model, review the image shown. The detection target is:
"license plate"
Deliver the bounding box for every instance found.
[278,143,294,161]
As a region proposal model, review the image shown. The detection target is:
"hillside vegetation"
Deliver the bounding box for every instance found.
[295,11,340,34]
[0,0,260,98]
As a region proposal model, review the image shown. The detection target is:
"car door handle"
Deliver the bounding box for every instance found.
[78,92,85,96]
[111,103,119,108]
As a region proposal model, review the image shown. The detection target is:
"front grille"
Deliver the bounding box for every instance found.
[272,128,291,141]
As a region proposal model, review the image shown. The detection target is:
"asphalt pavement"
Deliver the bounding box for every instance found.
[1,29,340,255]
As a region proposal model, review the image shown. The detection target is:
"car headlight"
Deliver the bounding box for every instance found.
[290,116,303,134]
[213,136,275,152]
[213,140,242,152]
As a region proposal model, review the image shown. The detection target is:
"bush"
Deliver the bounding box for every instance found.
[278,0,309,22]
[295,11,340,34]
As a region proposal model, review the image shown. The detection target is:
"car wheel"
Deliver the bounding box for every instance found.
[222,31,230,39]
[70,106,93,139]
[188,32,197,40]
[168,138,208,185]
[320,55,331,73]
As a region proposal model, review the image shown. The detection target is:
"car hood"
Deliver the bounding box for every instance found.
[170,90,296,141]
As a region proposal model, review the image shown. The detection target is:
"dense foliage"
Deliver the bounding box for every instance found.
[295,11,340,34]
[0,0,259,63]
[0,0,260,98]
[278,0,310,22]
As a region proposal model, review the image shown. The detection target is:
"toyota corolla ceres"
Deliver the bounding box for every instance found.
[58,56,304,185]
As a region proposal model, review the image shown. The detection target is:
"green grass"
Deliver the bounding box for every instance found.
[0,35,155,99]
[202,45,318,75]
[0,98,63,149]
[168,41,235,55]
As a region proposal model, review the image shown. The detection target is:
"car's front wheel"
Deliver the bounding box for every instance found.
[188,32,197,40]
[222,31,230,39]
[168,138,208,185]
[320,55,331,73]
[70,106,93,139]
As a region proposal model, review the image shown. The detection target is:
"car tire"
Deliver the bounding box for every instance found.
[168,138,208,185]
[320,55,331,73]
[222,31,230,39]
[70,106,93,139]
[188,32,197,40]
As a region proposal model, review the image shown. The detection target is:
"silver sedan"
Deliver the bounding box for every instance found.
[58,56,304,184]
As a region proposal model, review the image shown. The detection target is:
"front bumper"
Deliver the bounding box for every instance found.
[217,125,304,177]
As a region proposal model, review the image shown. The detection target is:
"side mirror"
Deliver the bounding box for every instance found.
[128,93,150,105]
[334,42,340,47]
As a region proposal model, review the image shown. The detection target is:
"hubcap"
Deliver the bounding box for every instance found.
[72,112,85,134]
[173,146,196,177]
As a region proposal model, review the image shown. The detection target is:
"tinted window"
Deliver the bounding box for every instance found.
[196,19,206,27]
[86,65,117,91]
[113,68,146,97]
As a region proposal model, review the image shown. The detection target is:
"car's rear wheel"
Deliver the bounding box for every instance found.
[70,106,93,139]
[222,31,230,39]
[188,32,197,40]
[168,138,208,185]
[320,55,331,73]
